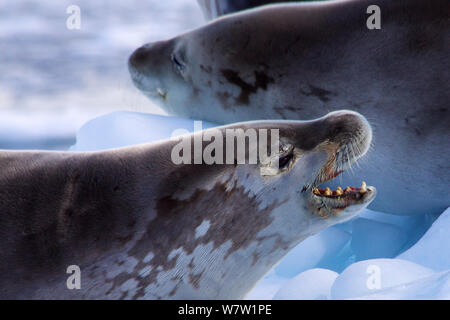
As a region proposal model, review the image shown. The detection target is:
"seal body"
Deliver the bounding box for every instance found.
[0,111,375,299]
[129,0,450,215]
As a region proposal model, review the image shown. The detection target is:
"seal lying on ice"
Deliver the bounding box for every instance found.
[0,111,375,299]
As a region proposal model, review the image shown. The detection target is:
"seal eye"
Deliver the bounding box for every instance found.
[171,53,186,74]
[279,153,294,169]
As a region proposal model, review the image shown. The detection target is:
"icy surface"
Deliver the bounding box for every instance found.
[245,271,288,300]
[273,269,338,300]
[398,207,450,272]
[354,271,450,300]
[330,259,435,299]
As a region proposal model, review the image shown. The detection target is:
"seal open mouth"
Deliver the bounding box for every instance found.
[301,112,376,217]
[308,164,376,218]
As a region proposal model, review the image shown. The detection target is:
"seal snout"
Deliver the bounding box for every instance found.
[128,41,172,98]
[304,111,376,217]
[129,45,151,69]
[128,41,169,71]
[324,110,372,158]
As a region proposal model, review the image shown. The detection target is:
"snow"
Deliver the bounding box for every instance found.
[245,271,288,300]
[398,207,450,272]
[330,259,435,299]
[69,111,449,300]
[354,271,450,300]
[273,269,338,300]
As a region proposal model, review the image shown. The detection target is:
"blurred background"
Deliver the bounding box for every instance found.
[0,0,204,150]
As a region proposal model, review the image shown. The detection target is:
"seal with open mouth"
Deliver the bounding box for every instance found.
[0,111,375,299]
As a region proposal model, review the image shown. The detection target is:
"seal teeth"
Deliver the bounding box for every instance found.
[360,181,367,194]
[312,183,370,197]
